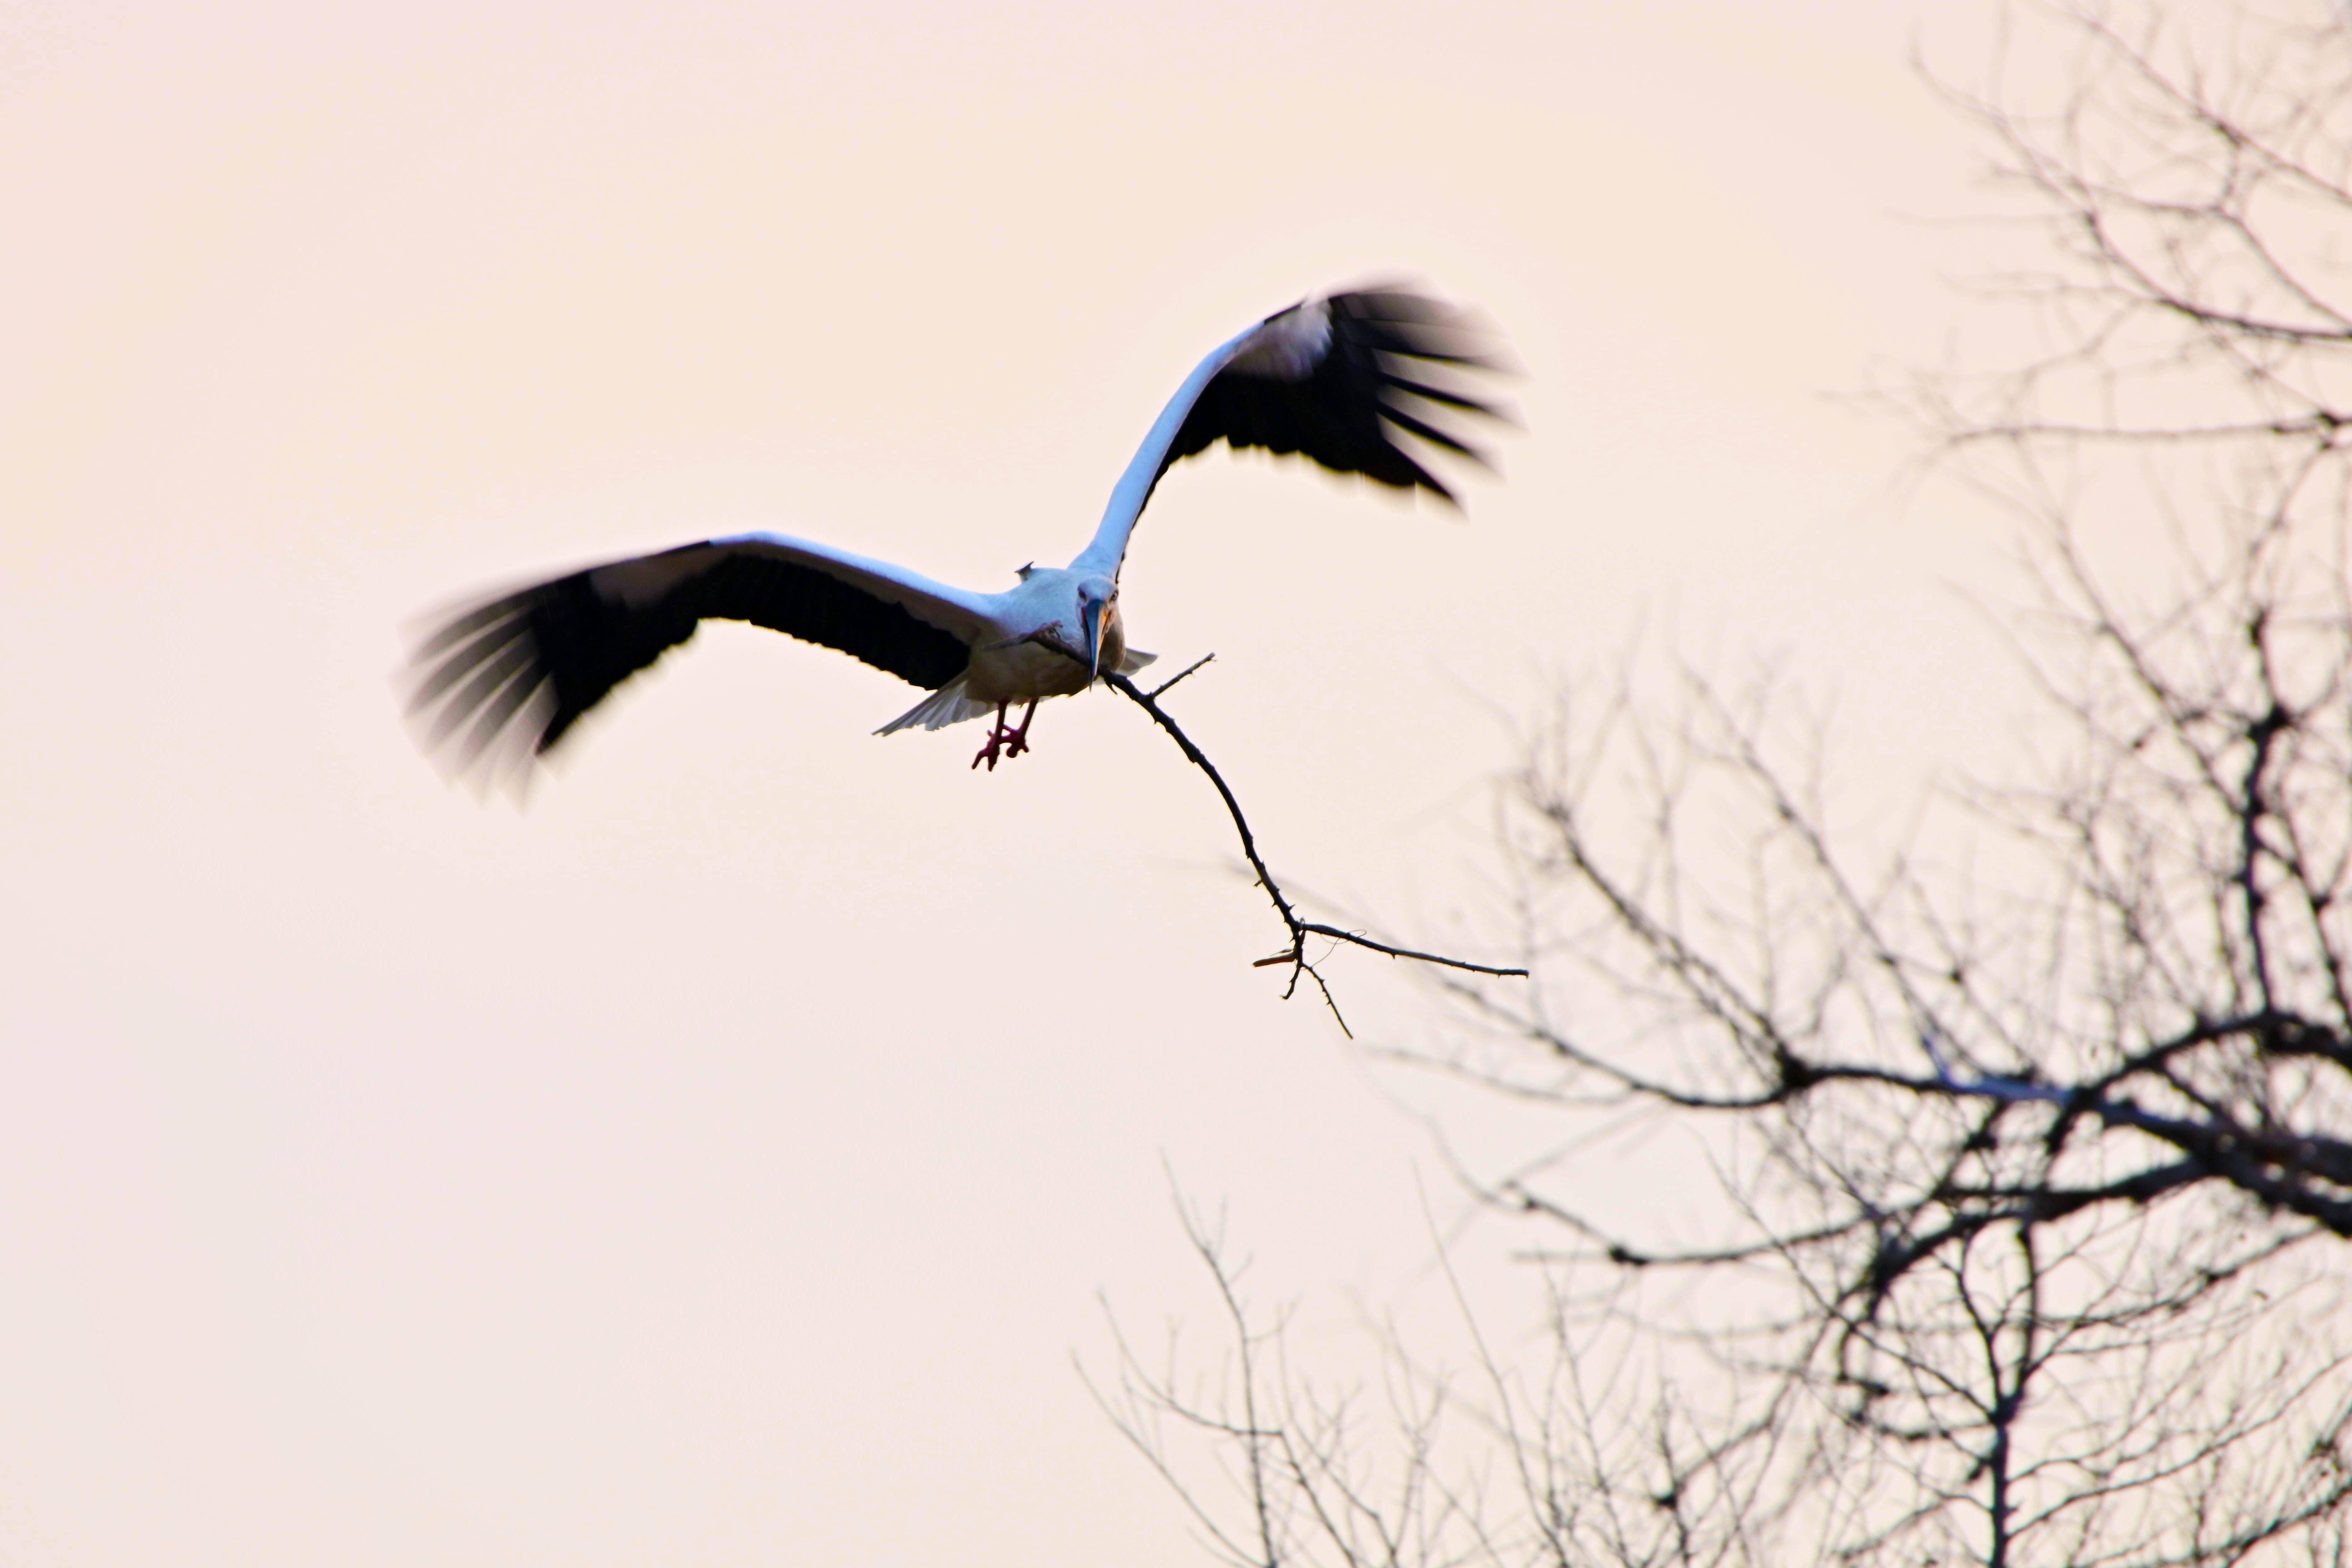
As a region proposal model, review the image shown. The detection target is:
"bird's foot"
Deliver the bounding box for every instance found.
[971,722,1023,771]
[973,701,1009,772]
[971,701,1038,772]
[1003,700,1039,760]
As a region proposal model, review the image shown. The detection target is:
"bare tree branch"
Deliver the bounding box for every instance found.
[1107,670,1528,1040]
[1106,6,2352,1565]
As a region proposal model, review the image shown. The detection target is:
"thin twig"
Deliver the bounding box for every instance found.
[1295,921,1526,975]
[1107,670,1528,1036]
[1148,653,1217,701]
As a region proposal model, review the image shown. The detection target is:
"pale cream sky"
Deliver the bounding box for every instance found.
[3,2,2023,1562]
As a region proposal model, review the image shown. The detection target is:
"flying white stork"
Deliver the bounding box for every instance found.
[407,285,1510,780]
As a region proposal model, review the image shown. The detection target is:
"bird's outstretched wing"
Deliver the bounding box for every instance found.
[406,533,996,781]
[1074,287,1513,577]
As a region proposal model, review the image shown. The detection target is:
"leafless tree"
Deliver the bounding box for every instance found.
[1100,5,2352,1564]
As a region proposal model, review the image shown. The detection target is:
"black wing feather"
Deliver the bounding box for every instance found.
[1161,289,1511,505]
[408,545,975,774]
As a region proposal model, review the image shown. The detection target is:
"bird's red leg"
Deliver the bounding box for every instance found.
[1000,700,1040,761]
[972,702,1011,771]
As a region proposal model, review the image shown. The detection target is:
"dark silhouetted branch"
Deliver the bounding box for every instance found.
[1107,669,1526,1037]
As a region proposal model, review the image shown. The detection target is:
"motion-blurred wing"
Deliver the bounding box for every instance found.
[407,533,993,778]
[1076,287,1513,576]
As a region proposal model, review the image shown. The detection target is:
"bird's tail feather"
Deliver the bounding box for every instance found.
[873,649,1160,738]
[876,676,995,735]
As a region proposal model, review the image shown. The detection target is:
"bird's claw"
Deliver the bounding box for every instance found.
[970,701,1039,772]
[971,722,1028,772]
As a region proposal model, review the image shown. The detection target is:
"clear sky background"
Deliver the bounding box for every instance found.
[3,2,2029,1562]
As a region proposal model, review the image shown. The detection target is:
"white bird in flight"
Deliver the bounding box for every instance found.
[408,284,1511,781]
